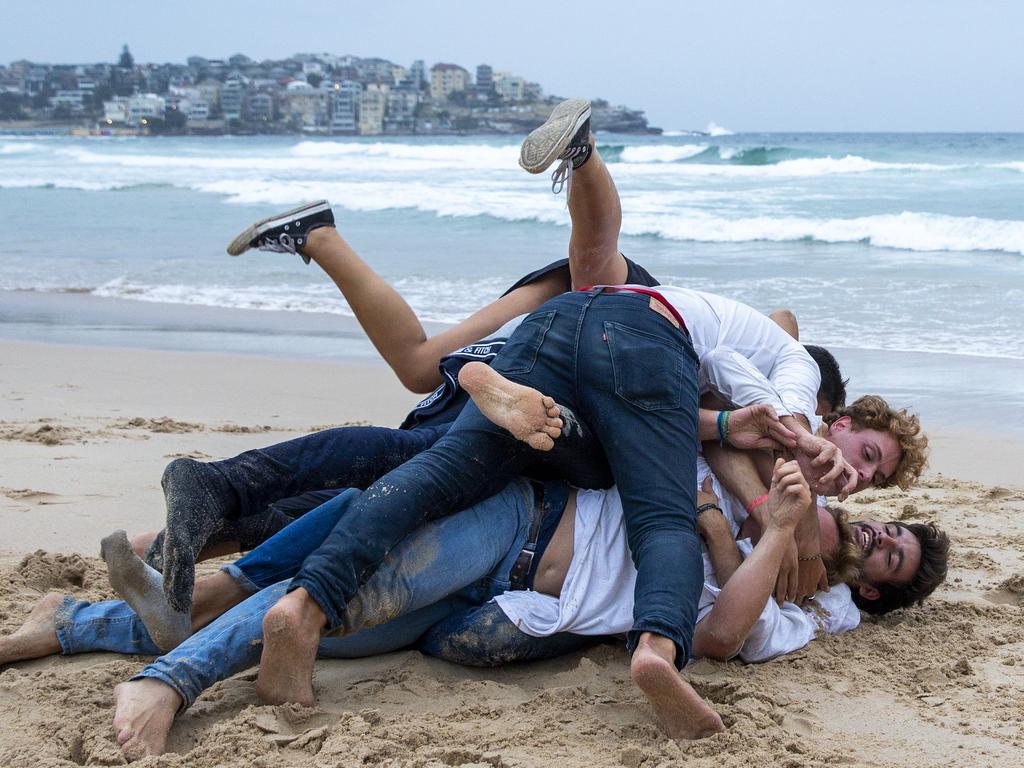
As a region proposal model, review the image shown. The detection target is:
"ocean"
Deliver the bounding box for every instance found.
[1,131,1022,436]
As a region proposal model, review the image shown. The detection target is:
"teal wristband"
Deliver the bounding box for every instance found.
[717,409,730,446]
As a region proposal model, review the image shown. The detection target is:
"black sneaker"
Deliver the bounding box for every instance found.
[519,99,592,193]
[225,200,334,264]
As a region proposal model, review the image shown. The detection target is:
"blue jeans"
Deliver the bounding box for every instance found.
[291,290,703,662]
[56,481,536,708]
[179,423,449,535]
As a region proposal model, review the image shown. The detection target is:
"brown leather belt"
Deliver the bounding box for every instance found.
[508,480,546,591]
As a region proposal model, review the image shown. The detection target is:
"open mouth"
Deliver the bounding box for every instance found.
[856,526,874,553]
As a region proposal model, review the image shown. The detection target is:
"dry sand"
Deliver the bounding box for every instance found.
[0,339,1022,767]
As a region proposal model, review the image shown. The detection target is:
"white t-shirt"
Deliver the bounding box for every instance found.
[632,285,821,425]
[493,467,859,661]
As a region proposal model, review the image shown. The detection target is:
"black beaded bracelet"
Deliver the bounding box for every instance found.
[697,502,722,515]
[797,553,822,562]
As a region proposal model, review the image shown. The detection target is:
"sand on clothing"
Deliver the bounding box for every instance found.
[0,339,1022,767]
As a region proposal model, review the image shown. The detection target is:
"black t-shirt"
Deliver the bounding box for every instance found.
[400,256,659,430]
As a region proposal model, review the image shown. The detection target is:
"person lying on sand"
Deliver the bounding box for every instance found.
[0,457,947,760]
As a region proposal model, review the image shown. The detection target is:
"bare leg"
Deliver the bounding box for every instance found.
[566,135,629,289]
[0,593,63,665]
[255,588,324,707]
[630,632,725,740]
[458,362,563,451]
[130,531,158,558]
[112,679,182,761]
[304,227,565,393]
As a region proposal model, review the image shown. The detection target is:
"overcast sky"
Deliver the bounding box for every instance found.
[6,0,1023,132]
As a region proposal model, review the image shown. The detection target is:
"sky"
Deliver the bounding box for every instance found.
[6,0,1023,132]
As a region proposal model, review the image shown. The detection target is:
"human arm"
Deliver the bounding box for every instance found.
[691,459,810,660]
[703,445,826,602]
[695,478,742,586]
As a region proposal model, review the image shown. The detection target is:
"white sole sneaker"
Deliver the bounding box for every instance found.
[519,99,592,174]
[226,200,333,256]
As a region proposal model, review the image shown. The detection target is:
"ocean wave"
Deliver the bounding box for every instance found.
[618,144,707,163]
[0,142,43,155]
[706,121,734,137]
[621,211,1024,254]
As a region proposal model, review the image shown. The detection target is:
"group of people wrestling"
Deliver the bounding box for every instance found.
[0,99,948,760]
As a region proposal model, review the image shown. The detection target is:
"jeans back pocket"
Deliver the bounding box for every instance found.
[492,310,556,377]
[605,321,686,411]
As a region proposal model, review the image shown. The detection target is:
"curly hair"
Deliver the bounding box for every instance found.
[823,395,929,490]
[851,522,950,616]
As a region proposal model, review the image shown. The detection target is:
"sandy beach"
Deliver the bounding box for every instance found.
[1,337,1022,767]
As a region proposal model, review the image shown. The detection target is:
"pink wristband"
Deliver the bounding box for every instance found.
[746,493,769,515]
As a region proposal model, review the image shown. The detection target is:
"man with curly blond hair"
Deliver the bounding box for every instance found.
[822,395,929,492]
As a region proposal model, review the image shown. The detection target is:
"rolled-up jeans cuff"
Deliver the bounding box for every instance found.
[627,624,691,670]
[53,596,80,654]
[220,563,262,595]
[287,574,343,631]
[131,670,194,712]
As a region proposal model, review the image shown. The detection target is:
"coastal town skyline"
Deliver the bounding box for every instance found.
[0,47,655,136]
[3,0,1023,132]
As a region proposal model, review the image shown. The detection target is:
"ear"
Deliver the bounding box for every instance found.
[829,415,853,435]
[857,583,880,601]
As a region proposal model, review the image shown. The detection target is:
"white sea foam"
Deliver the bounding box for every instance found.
[618,144,707,163]
[621,210,1024,255]
[90,275,510,324]
[706,121,734,137]
[0,142,43,154]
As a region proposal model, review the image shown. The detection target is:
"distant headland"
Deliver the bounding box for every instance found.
[0,46,659,136]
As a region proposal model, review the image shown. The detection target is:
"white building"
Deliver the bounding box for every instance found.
[128,93,166,124]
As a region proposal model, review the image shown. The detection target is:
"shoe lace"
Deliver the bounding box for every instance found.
[257,232,297,254]
[550,144,590,195]
[551,158,572,195]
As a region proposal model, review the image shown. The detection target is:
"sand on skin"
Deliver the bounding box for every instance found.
[0,339,1022,767]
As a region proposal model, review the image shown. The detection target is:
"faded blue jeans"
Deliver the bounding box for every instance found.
[55,481,574,708]
[291,290,703,663]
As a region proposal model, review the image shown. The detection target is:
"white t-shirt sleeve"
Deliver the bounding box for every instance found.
[767,339,821,425]
[700,346,791,416]
[738,582,861,663]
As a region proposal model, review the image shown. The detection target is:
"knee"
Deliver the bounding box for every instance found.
[691,623,742,661]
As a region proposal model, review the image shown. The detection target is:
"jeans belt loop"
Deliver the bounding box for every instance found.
[508,480,546,591]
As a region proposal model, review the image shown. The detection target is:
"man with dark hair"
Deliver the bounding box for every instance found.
[804,344,848,413]
[849,521,949,615]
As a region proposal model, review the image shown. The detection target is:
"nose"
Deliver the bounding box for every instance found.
[877,531,898,550]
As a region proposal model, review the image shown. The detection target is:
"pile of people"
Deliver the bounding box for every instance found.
[0,99,948,761]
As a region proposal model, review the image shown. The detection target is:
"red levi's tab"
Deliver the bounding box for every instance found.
[579,284,688,334]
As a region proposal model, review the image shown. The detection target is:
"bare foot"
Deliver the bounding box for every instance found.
[458,361,563,451]
[0,593,63,665]
[112,678,182,761]
[255,589,324,707]
[101,530,191,652]
[631,633,725,740]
